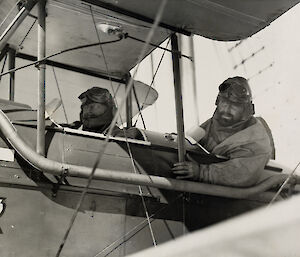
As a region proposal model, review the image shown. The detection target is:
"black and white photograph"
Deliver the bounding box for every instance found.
[0,1,299,256]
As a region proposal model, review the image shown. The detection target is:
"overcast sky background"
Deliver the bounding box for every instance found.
[134,3,300,169]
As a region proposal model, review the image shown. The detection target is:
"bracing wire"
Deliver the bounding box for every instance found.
[150,53,159,127]
[92,194,183,257]
[123,142,157,247]
[0,54,8,84]
[132,84,146,129]
[127,35,192,61]
[133,37,171,127]
[55,1,168,255]
[268,161,300,206]
[51,67,69,123]
[18,18,37,49]
[0,39,123,79]
[88,4,157,247]
[89,6,117,99]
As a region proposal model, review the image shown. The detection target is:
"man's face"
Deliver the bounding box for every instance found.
[81,102,108,129]
[216,97,245,127]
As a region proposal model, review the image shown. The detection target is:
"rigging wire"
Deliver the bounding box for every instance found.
[124,148,157,247]
[89,4,158,247]
[89,6,118,100]
[0,39,123,79]
[150,53,159,128]
[133,37,171,127]
[51,67,69,123]
[55,1,168,255]
[127,35,192,61]
[54,39,122,257]
[0,54,8,84]
[92,194,183,257]
[132,84,146,129]
[89,4,157,246]
[18,18,37,49]
[268,161,300,206]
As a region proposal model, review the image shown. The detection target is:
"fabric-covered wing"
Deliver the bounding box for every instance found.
[85,0,300,41]
[1,0,300,78]
[0,0,170,79]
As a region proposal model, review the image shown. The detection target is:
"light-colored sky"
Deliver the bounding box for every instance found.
[134,4,300,169]
[0,3,299,169]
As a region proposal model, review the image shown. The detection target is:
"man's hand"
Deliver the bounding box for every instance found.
[171,154,200,180]
[61,120,82,129]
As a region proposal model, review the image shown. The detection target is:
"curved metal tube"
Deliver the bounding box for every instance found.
[0,109,296,199]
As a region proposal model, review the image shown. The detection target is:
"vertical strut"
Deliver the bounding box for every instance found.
[8,48,16,101]
[37,0,46,156]
[171,33,186,162]
[189,35,200,125]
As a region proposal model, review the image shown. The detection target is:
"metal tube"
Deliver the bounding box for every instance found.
[171,33,186,162]
[8,48,16,101]
[189,35,200,126]
[37,0,46,156]
[0,0,38,52]
[0,108,298,199]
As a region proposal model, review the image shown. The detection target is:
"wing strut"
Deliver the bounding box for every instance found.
[37,0,46,156]
[125,74,133,127]
[8,48,16,101]
[171,33,186,162]
[189,35,200,125]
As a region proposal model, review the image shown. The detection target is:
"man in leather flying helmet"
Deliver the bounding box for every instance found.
[68,86,140,139]
[171,76,273,187]
[78,87,121,135]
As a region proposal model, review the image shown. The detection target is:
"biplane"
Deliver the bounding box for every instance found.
[0,0,300,256]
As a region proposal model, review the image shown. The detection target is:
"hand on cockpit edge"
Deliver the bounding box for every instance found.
[171,154,200,180]
[60,120,82,129]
